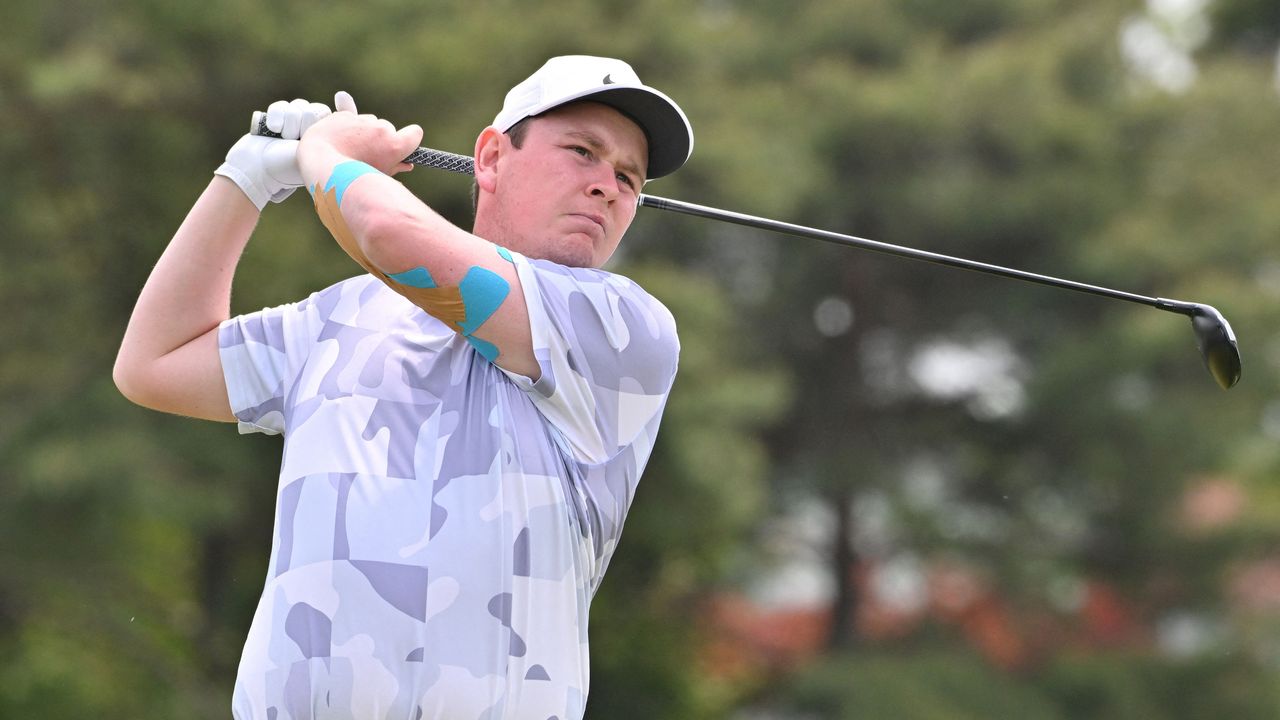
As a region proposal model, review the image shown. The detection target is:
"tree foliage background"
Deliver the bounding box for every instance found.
[2,0,1278,717]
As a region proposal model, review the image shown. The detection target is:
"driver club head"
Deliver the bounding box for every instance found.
[1188,304,1241,390]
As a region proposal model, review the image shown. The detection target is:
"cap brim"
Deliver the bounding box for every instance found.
[582,87,692,179]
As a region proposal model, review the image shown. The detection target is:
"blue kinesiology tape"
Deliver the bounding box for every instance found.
[386,266,437,289]
[457,267,510,335]
[465,336,501,363]
[323,161,382,206]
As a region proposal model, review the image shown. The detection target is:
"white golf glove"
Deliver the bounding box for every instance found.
[215,97,337,210]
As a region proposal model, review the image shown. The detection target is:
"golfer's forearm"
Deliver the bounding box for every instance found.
[115,177,257,395]
[343,177,474,279]
[301,145,477,284]
[308,161,538,377]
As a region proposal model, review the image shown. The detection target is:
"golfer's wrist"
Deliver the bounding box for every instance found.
[298,141,355,192]
[210,173,265,215]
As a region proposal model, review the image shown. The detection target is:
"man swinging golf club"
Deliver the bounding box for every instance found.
[114,55,693,719]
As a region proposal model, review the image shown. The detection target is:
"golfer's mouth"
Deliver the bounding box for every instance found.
[569,213,606,236]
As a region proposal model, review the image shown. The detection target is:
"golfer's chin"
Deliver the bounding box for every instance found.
[538,232,604,269]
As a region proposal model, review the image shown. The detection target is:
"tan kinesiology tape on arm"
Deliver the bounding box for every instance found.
[311,161,512,361]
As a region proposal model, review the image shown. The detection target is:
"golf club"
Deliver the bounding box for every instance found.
[252,115,1242,389]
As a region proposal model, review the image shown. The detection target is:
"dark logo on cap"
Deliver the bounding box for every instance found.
[602,74,615,85]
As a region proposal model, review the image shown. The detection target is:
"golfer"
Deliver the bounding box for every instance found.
[114,55,693,719]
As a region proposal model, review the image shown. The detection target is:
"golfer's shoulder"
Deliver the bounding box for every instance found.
[521,263,679,375]
[525,259,670,312]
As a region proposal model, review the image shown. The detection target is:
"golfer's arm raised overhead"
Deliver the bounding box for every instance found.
[114,97,338,420]
[113,177,251,422]
[297,107,539,379]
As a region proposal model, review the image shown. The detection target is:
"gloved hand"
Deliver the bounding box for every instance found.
[215,97,335,210]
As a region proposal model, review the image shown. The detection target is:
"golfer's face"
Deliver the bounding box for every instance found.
[492,102,648,268]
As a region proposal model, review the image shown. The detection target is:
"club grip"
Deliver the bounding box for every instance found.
[249,111,281,138]
[247,110,476,176]
[402,148,476,175]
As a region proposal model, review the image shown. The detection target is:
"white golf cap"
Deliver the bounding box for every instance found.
[492,55,693,179]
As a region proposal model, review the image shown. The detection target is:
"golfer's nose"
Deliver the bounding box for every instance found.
[587,166,621,203]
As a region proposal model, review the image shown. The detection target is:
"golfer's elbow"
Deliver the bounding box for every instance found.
[112,350,157,409]
[112,343,168,411]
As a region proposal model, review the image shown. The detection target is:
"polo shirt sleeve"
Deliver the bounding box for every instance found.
[217,295,319,436]
[501,253,681,465]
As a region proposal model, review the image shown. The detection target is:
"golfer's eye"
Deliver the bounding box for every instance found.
[568,145,591,158]
[616,172,637,191]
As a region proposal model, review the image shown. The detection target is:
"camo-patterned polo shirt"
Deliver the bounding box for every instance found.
[218,251,679,720]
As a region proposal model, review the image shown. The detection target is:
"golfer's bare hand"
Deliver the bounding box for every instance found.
[298,92,423,183]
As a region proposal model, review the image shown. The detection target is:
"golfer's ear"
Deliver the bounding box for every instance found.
[473,127,504,194]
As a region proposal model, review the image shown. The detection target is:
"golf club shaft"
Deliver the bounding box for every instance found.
[398,146,1197,318]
